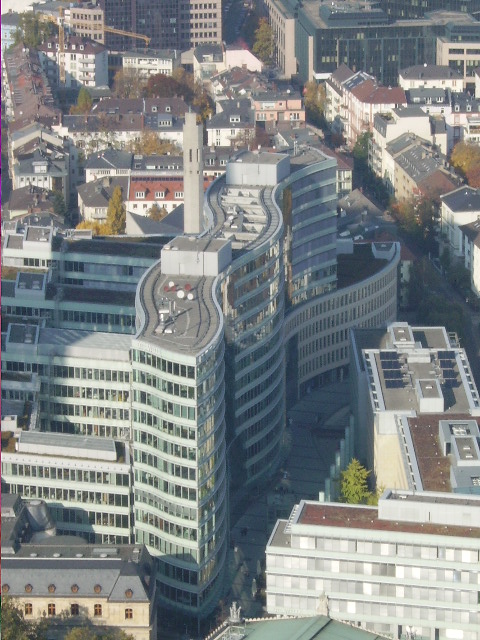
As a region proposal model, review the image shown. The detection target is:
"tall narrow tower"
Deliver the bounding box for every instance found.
[183,111,204,235]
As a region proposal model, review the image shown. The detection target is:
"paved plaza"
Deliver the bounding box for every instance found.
[224,381,351,618]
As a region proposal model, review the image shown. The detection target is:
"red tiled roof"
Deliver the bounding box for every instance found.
[351,80,406,104]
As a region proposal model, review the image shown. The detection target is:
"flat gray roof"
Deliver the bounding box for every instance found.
[136,263,222,355]
[17,431,118,461]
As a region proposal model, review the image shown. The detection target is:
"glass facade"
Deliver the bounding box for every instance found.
[131,294,227,615]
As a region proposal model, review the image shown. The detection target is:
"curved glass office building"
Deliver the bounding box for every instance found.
[132,240,230,615]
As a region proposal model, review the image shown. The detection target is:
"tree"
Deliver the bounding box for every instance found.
[192,80,214,123]
[450,142,480,180]
[252,18,274,65]
[76,220,110,235]
[148,203,168,221]
[145,74,190,100]
[128,131,180,156]
[1,596,48,640]
[70,87,93,115]
[304,81,326,128]
[106,186,126,235]
[13,12,56,48]
[340,458,374,504]
[53,191,67,218]
[112,69,146,99]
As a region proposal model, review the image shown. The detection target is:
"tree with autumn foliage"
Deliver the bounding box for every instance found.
[390,195,438,252]
[70,87,93,115]
[106,185,126,235]
[148,203,168,221]
[450,142,480,187]
[304,81,326,128]
[112,69,146,99]
[76,220,111,235]
[128,130,180,156]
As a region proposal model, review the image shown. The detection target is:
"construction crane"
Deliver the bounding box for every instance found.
[103,26,151,47]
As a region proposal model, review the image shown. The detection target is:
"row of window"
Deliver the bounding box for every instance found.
[24,602,132,618]
[2,465,128,486]
[51,365,130,382]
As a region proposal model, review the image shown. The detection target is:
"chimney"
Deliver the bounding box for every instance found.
[182,111,204,235]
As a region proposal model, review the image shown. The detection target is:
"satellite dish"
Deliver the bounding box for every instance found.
[168,280,175,288]
[177,290,185,299]
[187,292,194,300]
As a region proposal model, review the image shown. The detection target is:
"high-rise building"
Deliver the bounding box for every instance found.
[1,118,401,617]
[97,0,222,51]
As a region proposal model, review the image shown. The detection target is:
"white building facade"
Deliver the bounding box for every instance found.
[266,491,480,640]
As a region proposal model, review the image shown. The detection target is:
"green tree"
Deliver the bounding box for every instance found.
[70,87,93,115]
[340,458,374,504]
[252,18,274,65]
[1,595,48,640]
[106,186,126,235]
[418,294,466,340]
[13,12,57,48]
[53,191,67,218]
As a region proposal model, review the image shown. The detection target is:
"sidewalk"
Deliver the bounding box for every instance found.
[223,381,350,618]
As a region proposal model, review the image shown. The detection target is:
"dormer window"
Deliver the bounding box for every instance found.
[155,191,165,198]
[165,106,171,112]
[455,105,460,112]
[48,42,52,49]
[72,44,76,50]
[79,45,84,51]
[174,191,184,198]
[230,115,240,123]
[152,106,157,113]
[135,191,145,199]
[467,104,472,112]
